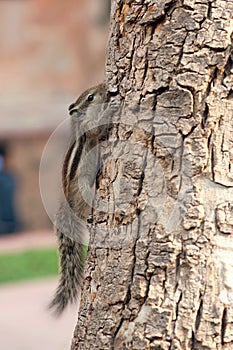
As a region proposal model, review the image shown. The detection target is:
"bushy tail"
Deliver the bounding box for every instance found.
[49,230,87,315]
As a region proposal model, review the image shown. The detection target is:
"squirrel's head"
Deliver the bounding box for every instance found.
[68,83,112,139]
[68,83,108,118]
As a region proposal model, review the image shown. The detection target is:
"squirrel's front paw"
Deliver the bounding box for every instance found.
[109,99,120,112]
[87,214,94,224]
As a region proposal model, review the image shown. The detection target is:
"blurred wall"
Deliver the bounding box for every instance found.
[0,0,109,232]
[0,0,108,95]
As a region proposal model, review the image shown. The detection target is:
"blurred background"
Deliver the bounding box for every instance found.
[0,0,109,232]
[0,0,110,348]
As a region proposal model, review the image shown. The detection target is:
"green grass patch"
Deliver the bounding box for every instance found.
[0,248,58,284]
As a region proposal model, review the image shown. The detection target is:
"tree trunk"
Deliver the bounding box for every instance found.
[71,1,233,349]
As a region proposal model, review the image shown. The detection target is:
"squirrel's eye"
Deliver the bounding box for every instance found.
[87,94,94,102]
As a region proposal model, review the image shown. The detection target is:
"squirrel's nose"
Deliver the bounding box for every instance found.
[68,103,75,111]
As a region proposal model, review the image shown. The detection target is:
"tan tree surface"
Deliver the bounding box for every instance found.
[71,1,233,349]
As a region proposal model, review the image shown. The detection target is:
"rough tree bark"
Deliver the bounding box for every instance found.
[71,1,233,349]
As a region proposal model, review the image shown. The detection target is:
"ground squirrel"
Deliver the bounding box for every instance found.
[49,83,114,314]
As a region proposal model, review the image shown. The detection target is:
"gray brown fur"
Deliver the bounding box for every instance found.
[49,83,110,315]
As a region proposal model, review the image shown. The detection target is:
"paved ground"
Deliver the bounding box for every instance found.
[0,230,56,253]
[0,231,80,350]
[0,278,79,350]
